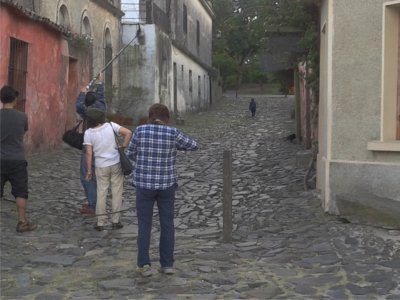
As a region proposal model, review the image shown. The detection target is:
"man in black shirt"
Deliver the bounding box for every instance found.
[0,85,36,232]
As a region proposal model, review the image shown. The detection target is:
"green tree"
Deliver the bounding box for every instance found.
[212,0,267,90]
[212,0,320,93]
[242,55,269,89]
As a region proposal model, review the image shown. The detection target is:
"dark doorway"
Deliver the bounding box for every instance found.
[173,62,178,115]
[8,37,28,112]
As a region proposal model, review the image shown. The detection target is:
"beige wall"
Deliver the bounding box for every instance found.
[317,0,334,211]
[318,0,400,214]
[330,0,383,162]
[39,0,121,88]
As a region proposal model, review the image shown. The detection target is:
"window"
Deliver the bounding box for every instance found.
[382,2,400,141]
[8,38,28,112]
[104,28,113,93]
[82,16,91,36]
[198,75,201,100]
[181,65,184,82]
[196,20,200,53]
[173,62,178,112]
[59,5,71,30]
[189,70,192,94]
[397,13,400,140]
[204,74,207,101]
[368,1,400,151]
[183,4,187,34]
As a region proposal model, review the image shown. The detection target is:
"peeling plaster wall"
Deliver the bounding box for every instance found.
[119,23,211,121]
[170,0,213,66]
[119,24,157,122]
[156,29,172,107]
[39,0,121,93]
[171,45,210,114]
[0,7,70,153]
[119,0,214,122]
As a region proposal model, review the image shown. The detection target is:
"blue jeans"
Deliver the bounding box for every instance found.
[80,151,97,209]
[136,185,176,268]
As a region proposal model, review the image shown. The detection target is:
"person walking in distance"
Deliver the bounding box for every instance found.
[0,85,37,232]
[83,108,132,231]
[249,98,257,117]
[127,103,198,277]
[75,75,106,216]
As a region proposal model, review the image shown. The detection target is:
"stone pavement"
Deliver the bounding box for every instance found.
[1,95,400,300]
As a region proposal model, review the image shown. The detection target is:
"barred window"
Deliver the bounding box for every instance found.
[59,5,71,30]
[196,20,200,53]
[8,38,28,112]
[183,4,187,34]
[104,28,113,95]
[82,16,91,36]
[189,70,192,94]
[198,75,201,98]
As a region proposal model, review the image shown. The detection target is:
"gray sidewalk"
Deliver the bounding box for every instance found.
[1,95,399,299]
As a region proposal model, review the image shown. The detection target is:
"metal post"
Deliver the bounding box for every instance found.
[223,150,232,242]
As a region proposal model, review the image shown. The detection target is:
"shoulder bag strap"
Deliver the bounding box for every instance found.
[74,120,83,131]
[109,122,121,147]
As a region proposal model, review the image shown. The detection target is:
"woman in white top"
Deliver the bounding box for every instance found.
[83,108,132,231]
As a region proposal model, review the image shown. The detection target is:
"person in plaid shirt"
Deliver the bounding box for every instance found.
[127,103,198,277]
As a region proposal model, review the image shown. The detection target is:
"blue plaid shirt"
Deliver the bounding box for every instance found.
[126,124,198,190]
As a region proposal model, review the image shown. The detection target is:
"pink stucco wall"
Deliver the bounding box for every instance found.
[1,6,89,153]
[298,62,317,149]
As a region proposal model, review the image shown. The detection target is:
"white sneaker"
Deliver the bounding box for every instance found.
[136,264,152,277]
[161,267,174,275]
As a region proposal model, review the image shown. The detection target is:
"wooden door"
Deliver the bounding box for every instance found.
[397,17,400,140]
[173,62,177,114]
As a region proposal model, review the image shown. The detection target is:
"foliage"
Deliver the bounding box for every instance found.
[242,55,269,86]
[211,0,320,94]
[212,0,268,90]
[271,70,294,95]
[69,33,93,49]
[274,0,320,94]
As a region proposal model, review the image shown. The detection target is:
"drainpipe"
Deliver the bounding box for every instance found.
[294,67,302,143]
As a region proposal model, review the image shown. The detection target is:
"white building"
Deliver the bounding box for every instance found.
[118,0,215,121]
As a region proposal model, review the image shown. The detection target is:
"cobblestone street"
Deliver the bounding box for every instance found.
[1,94,400,299]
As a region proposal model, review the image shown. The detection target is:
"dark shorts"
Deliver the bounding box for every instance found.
[1,160,28,199]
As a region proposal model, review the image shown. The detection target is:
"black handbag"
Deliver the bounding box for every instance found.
[110,123,133,176]
[63,120,83,150]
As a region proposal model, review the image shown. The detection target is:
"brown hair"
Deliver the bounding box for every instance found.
[148,103,170,125]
